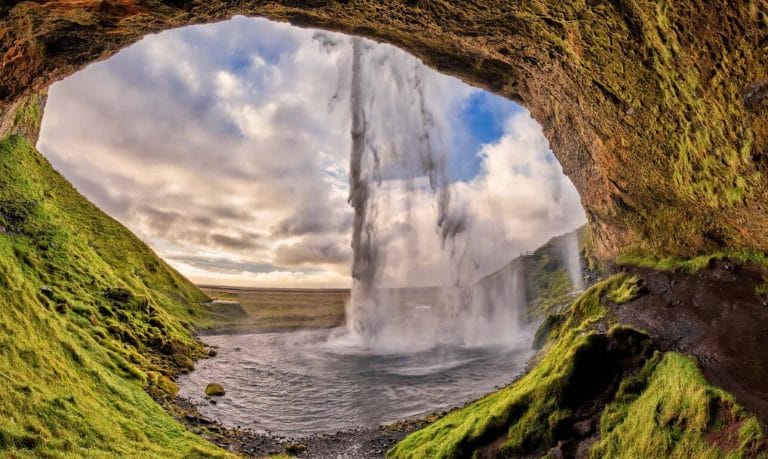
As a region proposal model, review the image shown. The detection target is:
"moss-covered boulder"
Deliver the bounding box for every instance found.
[205,383,226,397]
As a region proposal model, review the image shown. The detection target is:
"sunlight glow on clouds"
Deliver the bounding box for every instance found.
[38,16,584,288]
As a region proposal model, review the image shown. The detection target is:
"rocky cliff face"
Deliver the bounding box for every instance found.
[1,1,767,260]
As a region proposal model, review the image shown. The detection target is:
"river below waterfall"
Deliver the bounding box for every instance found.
[178,327,533,436]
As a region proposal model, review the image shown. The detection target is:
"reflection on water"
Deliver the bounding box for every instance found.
[178,328,533,436]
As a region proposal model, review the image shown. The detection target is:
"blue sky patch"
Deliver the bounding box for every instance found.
[446,90,522,182]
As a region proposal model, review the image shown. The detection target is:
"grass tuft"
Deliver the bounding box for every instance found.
[607,275,641,304]
[592,352,765,458]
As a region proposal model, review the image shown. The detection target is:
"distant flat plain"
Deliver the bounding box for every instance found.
[198,286,349,333]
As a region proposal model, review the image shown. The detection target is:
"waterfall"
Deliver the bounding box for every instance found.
[560,230,585,292]
[326,36,528,353]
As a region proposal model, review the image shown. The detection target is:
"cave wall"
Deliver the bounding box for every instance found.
[1,0,766,260]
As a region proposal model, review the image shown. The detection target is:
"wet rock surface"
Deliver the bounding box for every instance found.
[610,259,768,425]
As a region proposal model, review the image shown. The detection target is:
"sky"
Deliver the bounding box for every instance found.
[37,16,585,288]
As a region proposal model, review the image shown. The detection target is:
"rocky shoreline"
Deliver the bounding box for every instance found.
[156,393,432,458]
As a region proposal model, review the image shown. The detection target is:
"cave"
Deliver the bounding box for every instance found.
[1,2,768,458]
[2,1,767,260]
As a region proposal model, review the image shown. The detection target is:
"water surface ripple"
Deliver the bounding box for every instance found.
[178,328,532,436]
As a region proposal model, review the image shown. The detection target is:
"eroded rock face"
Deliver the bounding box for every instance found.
[1,1,766,259]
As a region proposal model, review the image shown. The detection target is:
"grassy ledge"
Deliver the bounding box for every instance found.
[390,274,766,458]
[522,230,584,320]
[616,250,768,273]
[0,134,230,457]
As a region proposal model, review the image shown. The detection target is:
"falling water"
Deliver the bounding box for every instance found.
[326,36,529,353]
[560,230,585,292]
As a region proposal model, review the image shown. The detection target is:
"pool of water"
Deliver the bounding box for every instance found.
[178,328,533,436]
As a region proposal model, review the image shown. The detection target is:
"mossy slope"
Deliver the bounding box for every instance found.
[0,134,228,457]
[594,352,765,458]
[390,275,766,458]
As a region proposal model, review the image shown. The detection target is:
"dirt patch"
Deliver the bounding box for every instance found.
[609,259,768,426]
[705,403,744,453]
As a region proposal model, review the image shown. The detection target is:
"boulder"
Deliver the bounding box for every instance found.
[204,383,225,397]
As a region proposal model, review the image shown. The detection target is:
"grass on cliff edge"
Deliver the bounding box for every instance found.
[616,250,768,273]
[593,352,765,458]
[522,229,583,320]
[389,274,765,458]
[0,134,230,457]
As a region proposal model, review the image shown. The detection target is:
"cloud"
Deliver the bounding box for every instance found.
[37,17,584,288]
[173,255,278,275]
[271,206,352,237]
[209,233,262,251]
[274,241,351,266]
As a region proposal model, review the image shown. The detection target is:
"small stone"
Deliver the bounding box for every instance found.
[573,418,594,436]
[207,348,218,357]
[205,383,226,396]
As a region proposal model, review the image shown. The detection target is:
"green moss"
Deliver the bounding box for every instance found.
[523,227,587,320]
[616,250,768,273]
[204,383,225,397]
[756,282,768,299]
[148,372,180,397]
[0,134,229,457]
[591,352,766,458]
[607,275,641,304]
[526,264,577,318]
[608,1,760,212]
[10,91,46,140]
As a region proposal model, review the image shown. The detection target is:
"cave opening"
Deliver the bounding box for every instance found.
[1,3,767,457]
[34,17,586,435]
[38,16,585,293]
